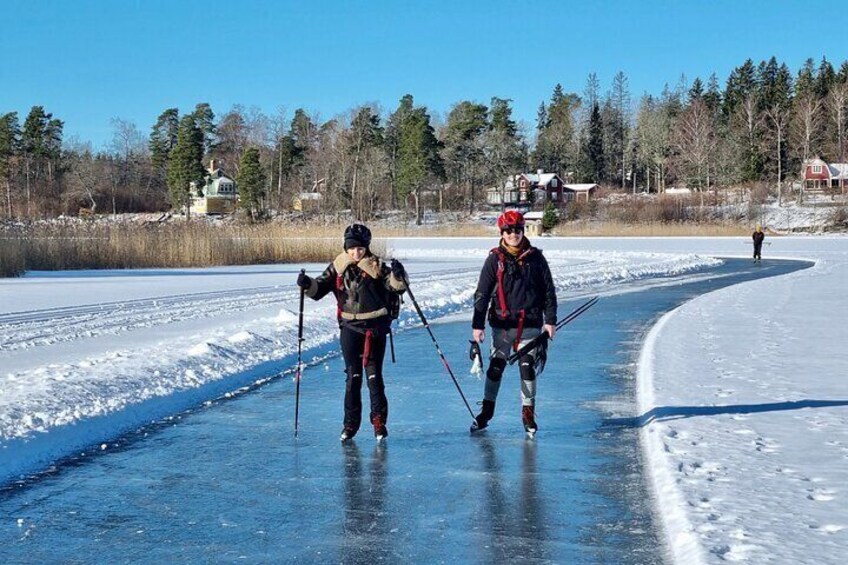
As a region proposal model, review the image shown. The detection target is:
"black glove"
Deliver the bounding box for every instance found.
[469,340,482,362]
[390,259,406,279]
[296,271,311,290]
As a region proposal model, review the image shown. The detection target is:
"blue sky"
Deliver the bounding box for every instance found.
[2,0,846,149]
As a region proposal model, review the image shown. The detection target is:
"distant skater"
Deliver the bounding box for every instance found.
[753,225,765,262]
[297,223,407,442]
[470,210,557,436]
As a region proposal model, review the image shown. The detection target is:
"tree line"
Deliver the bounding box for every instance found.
[2,55,847,221]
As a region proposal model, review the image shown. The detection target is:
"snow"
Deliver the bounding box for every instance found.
[2,234,847,562]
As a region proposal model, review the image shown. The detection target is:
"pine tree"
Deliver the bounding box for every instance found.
[21,106,63,216]
[482,97,526,211]
[586,103,605,182]
[0,112,21,218]
[150,108,180,174]
[236,147,266,220]
[396,103,444,224]
[385,95,416,209]
[542,200,559,230]
[533,85,580,176]
[441,100,488,214]
[347,105,385,217]
[193,103,217,156]
[167,114,205,216]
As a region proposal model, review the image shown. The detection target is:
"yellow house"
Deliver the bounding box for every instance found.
[191,160,239,215]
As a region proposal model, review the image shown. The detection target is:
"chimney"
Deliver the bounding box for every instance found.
[537,169,544,176]
[209,159,216,173]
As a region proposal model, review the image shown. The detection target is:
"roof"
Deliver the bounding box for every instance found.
[520,172,561,186]
[828,164,848,178]
[563,183,598,192]
[201,173,237,197]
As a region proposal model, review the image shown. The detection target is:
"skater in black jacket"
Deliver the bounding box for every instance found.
[297,223,407,441]
[470,211,557,435]
[752,225,765,262]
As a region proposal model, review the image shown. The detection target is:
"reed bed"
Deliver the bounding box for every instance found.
[1,218,756,278]
[1,222,379,277]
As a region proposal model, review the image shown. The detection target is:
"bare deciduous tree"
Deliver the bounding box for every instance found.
[672,99,717,191]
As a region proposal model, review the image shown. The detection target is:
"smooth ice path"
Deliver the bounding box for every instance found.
[0,258,808,563]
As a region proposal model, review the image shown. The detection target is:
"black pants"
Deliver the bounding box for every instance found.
[340,325,388,430]
[754,242,763,260]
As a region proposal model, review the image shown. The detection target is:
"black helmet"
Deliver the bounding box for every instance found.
[343,223,372,250]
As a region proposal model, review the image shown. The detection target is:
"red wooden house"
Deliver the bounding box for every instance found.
[802,157,848,192]
[486,170,568,207]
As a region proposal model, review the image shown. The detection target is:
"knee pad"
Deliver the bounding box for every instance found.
[519,355,536,381]
[486,357,506,382]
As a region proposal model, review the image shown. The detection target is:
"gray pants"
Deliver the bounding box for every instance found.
[484,327,542,407]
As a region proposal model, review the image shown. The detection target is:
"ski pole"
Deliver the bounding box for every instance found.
[403,275,477,421]
[294,269,306,438]
[507,295,599,365]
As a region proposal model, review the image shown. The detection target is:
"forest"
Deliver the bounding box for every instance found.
[2,56,847,222]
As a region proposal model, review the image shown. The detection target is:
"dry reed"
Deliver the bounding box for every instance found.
[1,218,758,278]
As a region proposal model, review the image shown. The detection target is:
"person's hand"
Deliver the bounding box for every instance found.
[473,328,486,343]
[543,324,556,340]
[296,271,311,290]
[390,259,406,279]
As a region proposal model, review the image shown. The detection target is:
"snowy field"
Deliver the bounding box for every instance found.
[1,235,846,563]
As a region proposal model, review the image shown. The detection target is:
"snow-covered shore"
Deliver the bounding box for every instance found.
[629,236,848,564]
[2,235,846,563]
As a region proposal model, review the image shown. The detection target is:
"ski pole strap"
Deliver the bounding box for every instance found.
[512,309,526,352]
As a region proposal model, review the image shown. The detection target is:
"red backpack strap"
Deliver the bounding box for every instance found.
[491,248,510,319]
[513,310,526,352]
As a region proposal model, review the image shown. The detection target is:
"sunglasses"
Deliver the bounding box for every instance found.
[501,226,524,235]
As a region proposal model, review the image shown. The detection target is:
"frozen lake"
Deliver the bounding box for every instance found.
[0,258,809,563]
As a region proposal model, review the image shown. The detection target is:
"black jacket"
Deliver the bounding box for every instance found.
[306,252,406,331]
[472,242,557,330]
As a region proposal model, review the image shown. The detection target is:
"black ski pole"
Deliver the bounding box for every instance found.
[403,276,477,421]
[508,295,599,365]
[294,269,306,438]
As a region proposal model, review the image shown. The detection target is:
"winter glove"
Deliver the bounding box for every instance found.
[469,340,483,377]
[296,272,311,290]
[390,259,406,280]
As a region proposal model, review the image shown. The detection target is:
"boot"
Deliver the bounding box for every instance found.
[371,414,388,441]
[340,426,358,442]
[522,405,537,434]
[471,400,495,433]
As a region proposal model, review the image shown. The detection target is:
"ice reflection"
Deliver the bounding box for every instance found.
[341,443,390,563]
[474,437,550,562]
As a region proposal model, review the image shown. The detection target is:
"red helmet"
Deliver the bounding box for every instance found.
[497,210,525,230]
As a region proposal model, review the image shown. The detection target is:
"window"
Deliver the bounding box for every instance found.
[552,192,559,201]
[551,178,558,187]
[813,165,822,174]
